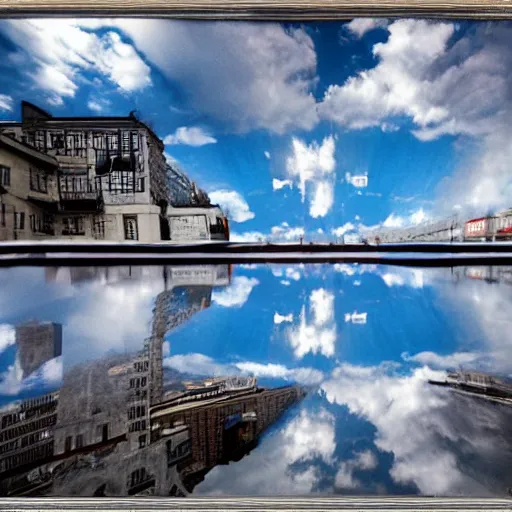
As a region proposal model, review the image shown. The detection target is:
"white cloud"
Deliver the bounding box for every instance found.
[212,276,258,307]
[381,122,400,133]
[379,268,424,289]
[331,222,356,238]
[381,273,405,287]
[286,136,336,218]
[402,350,483,370]
[164,126,217,146]
[0,325,15,354]
[272,178,293,191]
[235,361,324,385]
[230,231,266,242]
[163,353,324,385]
[274,312,293,324]
[87,97,111,113]
[281,280,291,286]
[208,190,255,223]
[100,19,319,134]
[382,208,429,229]
[197,408,335,496]
[0,94,13,111]
[346,18,389,38]
[288,289,336,359]
[270,224,305,242]
[0,355,62,396]
[164,353,229,377]
[264,151,271,159]
[1,20,152,103]
[335,450,378,490]
[322,362,512,496]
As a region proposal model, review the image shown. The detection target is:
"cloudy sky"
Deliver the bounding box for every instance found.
[0,262,511,496]
[1,19,512,240]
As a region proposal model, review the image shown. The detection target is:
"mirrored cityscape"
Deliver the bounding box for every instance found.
[0,263,511,497]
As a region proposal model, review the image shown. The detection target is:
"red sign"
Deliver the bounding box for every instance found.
[465,218,487,238]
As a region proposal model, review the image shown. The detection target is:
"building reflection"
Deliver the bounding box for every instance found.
[452,266,512,285]
[0,265,306,497]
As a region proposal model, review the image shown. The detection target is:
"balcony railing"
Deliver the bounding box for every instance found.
[58,175,103,212]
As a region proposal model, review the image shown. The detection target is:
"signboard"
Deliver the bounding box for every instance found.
[169,215,208,241]
[465,218,487,238]
[224,413,242,430]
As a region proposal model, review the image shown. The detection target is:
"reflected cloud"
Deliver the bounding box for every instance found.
[212,276,259,308]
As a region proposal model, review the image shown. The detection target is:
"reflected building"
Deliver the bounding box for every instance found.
[15,322,62,379]
[0,264,305,497]
[429,371,512,406]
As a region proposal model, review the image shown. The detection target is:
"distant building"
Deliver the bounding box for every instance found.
[15,322,62,379]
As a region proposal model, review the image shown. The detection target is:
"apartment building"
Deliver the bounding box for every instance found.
[0,101,225,243]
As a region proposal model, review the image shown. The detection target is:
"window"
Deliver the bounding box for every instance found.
[138,434,146,449]
[0,166,10,187]
[64,436,72,452]
[49,132,65,151]
[124,216,138,241]
[75,434,83,449]
[14,212,25,230]
[29,169,48,193]
[62,216,85,236]
[1,203,5,227]
[93,218,106,240]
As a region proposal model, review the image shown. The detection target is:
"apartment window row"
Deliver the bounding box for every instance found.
[128,405,146,420]
[30,213,54,235]
[1,400,56,428]
[19,429,51,449]
[62,216,85,236]
[128,467,150,489]
[0,439,19,455]
[92,131,140,153]
[133,360,149,373]
[0,415,57,442]
[0,165,10,187]
[29,168,49,193]
[63,434,84,453]
[129,377,147,389]
[167,439,192,466]
[129,420,147,433]
[129,389,148,402]
[0,440,53,473]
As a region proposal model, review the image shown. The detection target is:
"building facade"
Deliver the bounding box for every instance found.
[0,101,226,243]
[15,322,62,379]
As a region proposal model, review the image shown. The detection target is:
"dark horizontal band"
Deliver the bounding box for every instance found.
[0,0,512,19]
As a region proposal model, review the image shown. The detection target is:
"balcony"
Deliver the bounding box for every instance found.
[58,175,104,213]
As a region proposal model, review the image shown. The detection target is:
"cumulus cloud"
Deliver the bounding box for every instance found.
[264,151,271,159]
[322,362,512,496]
[272,178,293,191]
[335,450,378,489]
[212,276,259,307]
[164,126,217,146]
[0,20,151,104]
[322,19,512,215]
[95,19,319,134]
[274,312,294,324]
[163,353,324,385]
[0,355,63,396]
[0,325,15,354]
[288,288,336,359]
[402,350,483,370]
[345,18,389,38]
[383,208,429,228]
[331,222,356,238]
[270,224,305,242]
[208,190,255,223]
[87,97,111,113]
[0,94,13,112]
[286,136,336,218]
[197,408,335,496]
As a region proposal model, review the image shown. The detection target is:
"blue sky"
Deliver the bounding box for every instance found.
[0,263,511,496]
[1,19,511,240]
